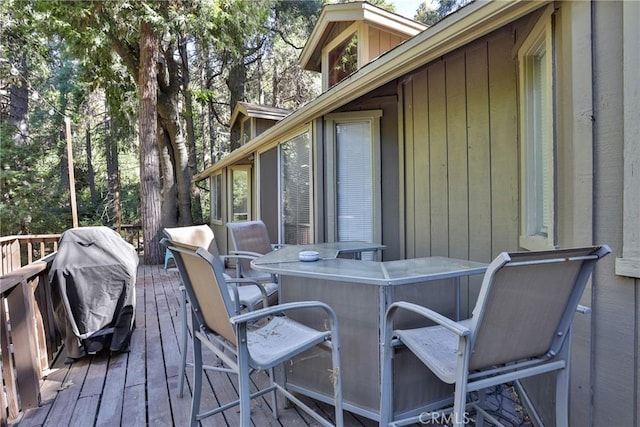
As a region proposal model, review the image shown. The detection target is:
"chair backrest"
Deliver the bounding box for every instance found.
[226,221,274,276]
[468,245,610,371]
[227,220,273,254]
[163,224,221,259]
[162,238,237,344]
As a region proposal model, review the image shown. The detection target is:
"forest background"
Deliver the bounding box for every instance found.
[0,0,461,263]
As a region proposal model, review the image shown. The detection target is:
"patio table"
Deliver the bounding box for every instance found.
[252,243,487,421]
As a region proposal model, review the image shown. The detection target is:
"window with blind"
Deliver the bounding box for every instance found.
[280,131,312,245]
[325,111,382,258]
[518,7,556,250]
[211,173,222,223]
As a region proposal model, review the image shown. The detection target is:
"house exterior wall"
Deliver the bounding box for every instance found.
[396,4,640,424]
[258,146,279,243]
[591,2,639,426]
[400,24,520,316]
[366,26,405,62]
[255,118,276,138]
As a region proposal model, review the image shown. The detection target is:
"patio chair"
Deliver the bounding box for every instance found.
[162,238,344,427]
[380,245,611,427]
[162,225,278,397]
[226,220,283,282]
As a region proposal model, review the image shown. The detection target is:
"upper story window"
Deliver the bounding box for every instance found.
[241,117,251,145]
[518,6,555,250]
[328,32,358,88]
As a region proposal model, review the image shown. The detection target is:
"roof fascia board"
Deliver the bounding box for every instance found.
[230,103,248,129]
[248,112,289,121]
[361,7,427,35]
[194,0,548,182]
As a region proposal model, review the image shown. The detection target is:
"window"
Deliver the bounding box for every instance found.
[518,7,555,250]
[280,130,312,245]
[229,166,251,222]
[211,173,222,223]
[326,111,382,258]
[322,24,361,91]
[328,33,358,88]
[241,117,251,145]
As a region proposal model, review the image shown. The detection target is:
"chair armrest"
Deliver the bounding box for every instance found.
[386,301,470,337]
[222,253,266,264]
[229,250,263,259]
[230,301,338,328]
[225,278,270,311]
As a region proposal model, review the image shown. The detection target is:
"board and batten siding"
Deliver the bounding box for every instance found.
[591,2,639,427]
[401,26,519,314]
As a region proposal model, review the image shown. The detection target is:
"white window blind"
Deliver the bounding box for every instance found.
[280,132,312,244]
[336,122,373,244]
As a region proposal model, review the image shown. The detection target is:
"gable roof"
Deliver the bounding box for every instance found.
[230,102,292,130]
[300,1,427,72]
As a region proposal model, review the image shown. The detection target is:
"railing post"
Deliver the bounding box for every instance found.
[1,299,20,422]
[5,280,41,409]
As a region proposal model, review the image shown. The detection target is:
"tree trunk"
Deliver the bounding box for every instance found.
[104,109,121,228]
[139,21,163,265]
[85,123,97,205]
[179,34,203,224]
[227,59,246,151]
[7,56,29,146]
[158,124,178,227]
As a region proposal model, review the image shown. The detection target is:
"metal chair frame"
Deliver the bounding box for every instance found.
[380,245,611,427]
[163,238,344,427]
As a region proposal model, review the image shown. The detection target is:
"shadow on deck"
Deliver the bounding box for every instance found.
[14,264,531,427]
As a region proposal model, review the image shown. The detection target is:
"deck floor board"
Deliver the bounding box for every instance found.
[16,263,530,426]
[18,264,376,427]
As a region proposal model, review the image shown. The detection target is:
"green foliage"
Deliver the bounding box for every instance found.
[1,0,325,237]
[414,0,471,25]
[0,124,69,234]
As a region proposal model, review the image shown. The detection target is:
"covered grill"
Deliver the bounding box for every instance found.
[50,226,138,359]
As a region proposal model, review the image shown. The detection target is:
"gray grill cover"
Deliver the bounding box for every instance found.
[50,226,138,358]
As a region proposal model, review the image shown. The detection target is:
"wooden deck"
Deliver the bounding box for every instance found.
[14,264,531,427]
[15,264,376,427]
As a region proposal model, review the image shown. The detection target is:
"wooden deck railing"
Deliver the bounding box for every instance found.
[1,254,59,425]
[0,226,142,426]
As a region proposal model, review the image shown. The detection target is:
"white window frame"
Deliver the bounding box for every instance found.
[325,110,382,245]
[277,126,314,245]
[518,6,556,251]
[228,165,252,222]
[321,23,361,91]
[210,172,223,224]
